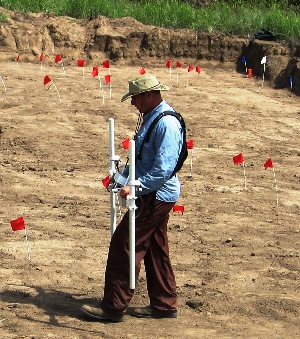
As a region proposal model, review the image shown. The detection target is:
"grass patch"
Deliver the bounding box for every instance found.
[0,10,7,23]
[0,0,299,43]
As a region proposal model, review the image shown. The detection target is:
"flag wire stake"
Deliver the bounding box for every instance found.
[261,57,266,87]
[0,75,7,99]
[24,227,31,260]
[109,83,112,100]
[272,167,279,206]
[242,161,247,190]
[190,149,193,176]
[97,74,105,104]
[102,87,105,105]
[61,60,66,77]
[47,82,61,101]
[101,76,106,105]
[98,74,103,90]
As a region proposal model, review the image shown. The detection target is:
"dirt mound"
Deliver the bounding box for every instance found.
[0,7,299,95]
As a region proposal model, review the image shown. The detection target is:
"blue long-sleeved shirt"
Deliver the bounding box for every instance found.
[124,100,183,202]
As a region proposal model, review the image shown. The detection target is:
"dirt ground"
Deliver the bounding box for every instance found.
[0,55,299,339]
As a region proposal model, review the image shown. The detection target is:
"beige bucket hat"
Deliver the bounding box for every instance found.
[121,74,170,102]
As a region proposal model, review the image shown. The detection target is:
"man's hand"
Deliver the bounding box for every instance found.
[120,186,130,199]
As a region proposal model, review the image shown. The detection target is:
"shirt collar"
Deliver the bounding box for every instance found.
[142,100,165,123]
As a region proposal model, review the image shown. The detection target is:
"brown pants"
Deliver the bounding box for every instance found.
[101,192,177,315]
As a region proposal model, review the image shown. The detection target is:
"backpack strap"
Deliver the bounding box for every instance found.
[137,110,186,161]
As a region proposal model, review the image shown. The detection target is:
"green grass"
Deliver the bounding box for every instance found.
[0,0,299,43]
[0,10,7,23]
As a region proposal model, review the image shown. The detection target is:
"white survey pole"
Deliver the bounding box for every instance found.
[128,140,140,289]
[109,118,119,236]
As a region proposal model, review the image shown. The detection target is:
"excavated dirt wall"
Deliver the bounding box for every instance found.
[0,8,299,95]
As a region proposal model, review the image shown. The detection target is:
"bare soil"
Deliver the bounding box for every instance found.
[0,11,300,339]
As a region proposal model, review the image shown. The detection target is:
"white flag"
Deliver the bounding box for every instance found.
[261,56,267,64]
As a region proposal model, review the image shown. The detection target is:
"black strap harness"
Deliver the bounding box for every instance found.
[137,110,188,178]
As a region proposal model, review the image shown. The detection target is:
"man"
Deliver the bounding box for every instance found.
[81,74,184,322]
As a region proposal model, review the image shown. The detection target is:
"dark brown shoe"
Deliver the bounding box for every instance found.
[132,306,177,319]
[81,304,123,322]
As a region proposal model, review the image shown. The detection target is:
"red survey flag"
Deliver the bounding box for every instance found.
[102,176,111,188]
[77,59,85,67]
[10,217,25,231]
[122,138,130,150]
[91,66,99,77]
[233,153,244,165]
[196,65,201,74]
[43,75,51,86]
[264,158,273,169]
[16,53,20,62]
[166,59,172,68]
[176,61,182,68]
[10,216,31,260]
[55,54,62,63]
[55,54,66,77]
[188,64,194,72]
[104,74,111,84]
[186,139,194,149]
[139,67,146,75]
[43,75,60,99]
[173,205,184,215]
[39,52,45,62]
[102,60,110,68]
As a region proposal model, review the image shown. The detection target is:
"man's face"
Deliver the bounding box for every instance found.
[131,92,149,114]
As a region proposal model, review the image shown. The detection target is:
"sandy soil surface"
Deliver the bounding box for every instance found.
[0,58,299,338]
